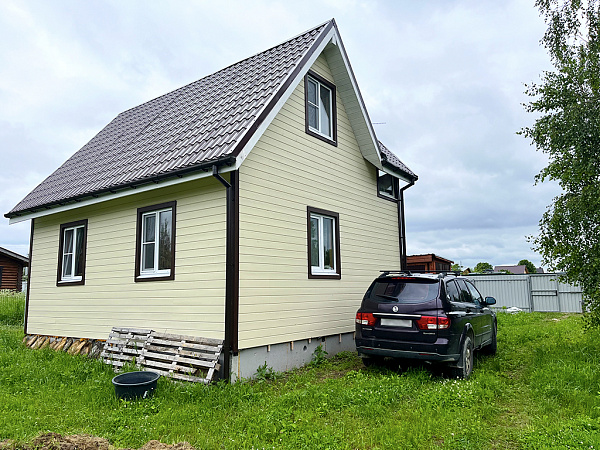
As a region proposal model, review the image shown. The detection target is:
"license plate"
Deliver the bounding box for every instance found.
[380,318,412,328]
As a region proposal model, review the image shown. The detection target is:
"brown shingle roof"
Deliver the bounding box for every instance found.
[8,22,333,217]
[7,19,416,218]
[378,141,417,182]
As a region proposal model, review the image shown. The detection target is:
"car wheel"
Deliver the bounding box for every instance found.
[483,322,497,355]
[362,356,383,367]
[451,334,474,379]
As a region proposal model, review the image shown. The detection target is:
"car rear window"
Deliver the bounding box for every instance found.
[369,278,439,303]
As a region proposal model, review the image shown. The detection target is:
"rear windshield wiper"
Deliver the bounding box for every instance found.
[375,294,399,301]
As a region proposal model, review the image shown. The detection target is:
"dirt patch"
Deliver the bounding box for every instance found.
[0,433,195,450]
[543,313,573,322]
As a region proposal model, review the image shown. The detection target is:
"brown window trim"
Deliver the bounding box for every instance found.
[135,200,176,282]
[307,206,341,280]
[56,219,88,287]
[304,70,337,147]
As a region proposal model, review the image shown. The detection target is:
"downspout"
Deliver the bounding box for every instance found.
[212,165,239,382]
[398,181,415,271]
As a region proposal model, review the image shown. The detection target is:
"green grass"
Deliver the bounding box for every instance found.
[0,290,25,326]
[1,313,600,449]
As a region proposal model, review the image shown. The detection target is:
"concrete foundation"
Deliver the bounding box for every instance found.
[229,331,356,381]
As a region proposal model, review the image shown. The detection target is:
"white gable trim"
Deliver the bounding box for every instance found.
[234,27,339,169]
[233,23,383,171]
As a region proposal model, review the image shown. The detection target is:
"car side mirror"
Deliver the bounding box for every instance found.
[485,296,496,306]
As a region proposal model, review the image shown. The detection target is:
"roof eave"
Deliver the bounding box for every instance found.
[382,160,418,184]
[0,247,29,265]
[6,155,237,223]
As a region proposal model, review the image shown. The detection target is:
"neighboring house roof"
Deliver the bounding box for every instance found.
[494,265,528,274]
[0,247,29,266]
[6,19,416,222]
[407,253,454,265]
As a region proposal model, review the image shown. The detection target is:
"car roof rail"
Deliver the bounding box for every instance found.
[379,270,413,277]
[437,271,462,278]
[378,270,462,278]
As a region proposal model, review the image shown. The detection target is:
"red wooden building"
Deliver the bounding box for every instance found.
[406,253,453,273]
[0,247,28,291]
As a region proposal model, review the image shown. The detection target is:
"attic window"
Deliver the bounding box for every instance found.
[305,71,337,145]
[377,170,399,200]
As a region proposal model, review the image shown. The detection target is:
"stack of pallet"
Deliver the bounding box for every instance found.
[100,327,223,384]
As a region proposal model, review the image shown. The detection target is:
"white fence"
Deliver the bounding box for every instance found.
[466,273,583,313]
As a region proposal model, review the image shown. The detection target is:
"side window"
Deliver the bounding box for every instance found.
[455,279,473,303]
[377,170,399,200]
[307,206,341,279]
[466,281,483,305]
[57,219,88,286]
[135,201,176,282]
[446,280,460,302]
[305,71,337,145]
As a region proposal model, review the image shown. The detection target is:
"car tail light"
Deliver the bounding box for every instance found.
[416,315,450,330]
[355,312,377,326]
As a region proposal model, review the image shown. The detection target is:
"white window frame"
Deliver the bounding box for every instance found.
[377,170,399,200]
[310,212,338,276]
[307,75,334,140]
[60,224,85,283]
[139,207,173,278]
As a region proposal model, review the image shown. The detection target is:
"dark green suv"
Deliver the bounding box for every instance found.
[355,271,497,378]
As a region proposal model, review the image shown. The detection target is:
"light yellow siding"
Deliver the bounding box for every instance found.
[27,177,227,340]
[237,53,400,349]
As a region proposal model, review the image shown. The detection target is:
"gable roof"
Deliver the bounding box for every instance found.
[0,247,29,266]
[7,19,415,222]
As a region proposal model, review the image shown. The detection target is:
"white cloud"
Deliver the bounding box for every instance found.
[0,0,561,268]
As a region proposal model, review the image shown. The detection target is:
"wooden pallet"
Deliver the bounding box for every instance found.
[139,332,223,384]
[100,327,153,370]
[100,327,223,384]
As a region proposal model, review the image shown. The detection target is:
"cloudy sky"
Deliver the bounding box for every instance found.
[0,0,561,270]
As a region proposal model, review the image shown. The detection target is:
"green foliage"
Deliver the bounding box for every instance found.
[522,0,600,327]
[254,362,279,382]
[2,314,600,448]
[473,262,493,273]
[308,344,328,367]
[451,263,463,273]
[0,290,25,326]
[518,259,537,274]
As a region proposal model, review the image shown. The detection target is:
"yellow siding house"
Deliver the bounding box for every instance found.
[6,19,417,380]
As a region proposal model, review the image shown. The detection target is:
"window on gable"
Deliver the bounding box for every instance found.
[305,71,337,145]
[377,170,399,200]
[57,219,88,286]
[135,201,176,281]
[307,206,341,279]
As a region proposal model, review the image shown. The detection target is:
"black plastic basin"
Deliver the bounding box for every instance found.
[112,371,160,400]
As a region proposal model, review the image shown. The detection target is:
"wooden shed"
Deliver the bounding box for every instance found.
[406,253,453,273]
[0,247,28,291]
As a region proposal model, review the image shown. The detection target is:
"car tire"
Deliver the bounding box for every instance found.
[483,322,497,355]
[362,356,383,367]
[451,334,474,379]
